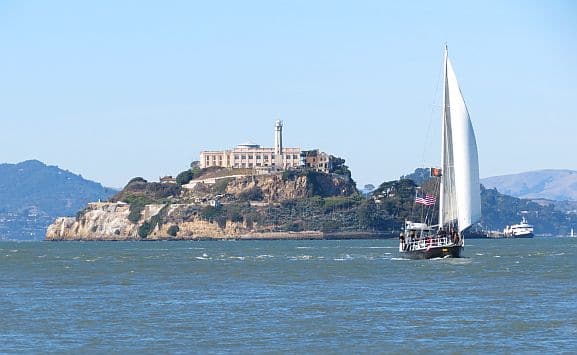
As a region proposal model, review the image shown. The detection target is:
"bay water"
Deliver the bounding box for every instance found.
[1,238,576,353]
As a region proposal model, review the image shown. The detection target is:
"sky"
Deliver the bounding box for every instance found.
[1,0,576,188]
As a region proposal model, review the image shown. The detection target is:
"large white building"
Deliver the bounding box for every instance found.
[200,120,302,170]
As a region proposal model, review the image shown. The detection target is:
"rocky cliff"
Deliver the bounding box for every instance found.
[46,202,248,240]
[223,171,357,201]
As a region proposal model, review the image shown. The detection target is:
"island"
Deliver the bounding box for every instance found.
[46,164,404,240]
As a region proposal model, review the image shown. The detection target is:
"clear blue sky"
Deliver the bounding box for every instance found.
[1,0,575,188]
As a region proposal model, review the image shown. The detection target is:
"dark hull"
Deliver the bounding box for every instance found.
[402,245,463,259]
[514,233,534,238]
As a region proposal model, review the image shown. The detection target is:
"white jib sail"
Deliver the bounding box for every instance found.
[440,51,481,232]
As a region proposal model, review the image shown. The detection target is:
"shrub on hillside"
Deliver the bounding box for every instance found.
[283,220,304,232]
[280,199,297,209]
[128,203,145,223]
[176,170,194,186]
[216,215,227,228]
[124,195,158,223]
[321,220,342,233]
[238,187,264,201]
[138,222,152,238]
[213,178,232,194]
[127,177,147,185]
[200,205,222,221]
[167,225,179,237]
[226,209,244,223]
[323,196,361,213]
[282,169,300,181]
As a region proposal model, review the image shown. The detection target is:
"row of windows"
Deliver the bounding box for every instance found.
[205,160,302,167]
[205,154,300,161]
[233,154,299,160]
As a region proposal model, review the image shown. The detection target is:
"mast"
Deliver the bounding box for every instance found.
[439,45,448,228]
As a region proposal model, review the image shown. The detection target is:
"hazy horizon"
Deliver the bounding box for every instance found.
[1,1,575,188]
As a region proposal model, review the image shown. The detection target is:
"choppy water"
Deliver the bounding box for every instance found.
[1,238,576,353]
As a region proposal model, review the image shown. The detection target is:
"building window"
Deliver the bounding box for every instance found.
[241,155,246,160]
[256,155,261,159]
[235,155,240,159]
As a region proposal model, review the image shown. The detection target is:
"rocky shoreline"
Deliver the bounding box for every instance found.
[45,230,396,241]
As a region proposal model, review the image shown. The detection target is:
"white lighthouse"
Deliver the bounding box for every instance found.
[274,120,283,168]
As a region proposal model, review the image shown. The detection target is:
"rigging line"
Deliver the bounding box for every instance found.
[419,45,446,169]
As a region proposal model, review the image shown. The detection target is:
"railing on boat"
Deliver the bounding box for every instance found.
[402,236,453,251]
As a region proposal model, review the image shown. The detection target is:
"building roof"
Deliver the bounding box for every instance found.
[237,141,261,148]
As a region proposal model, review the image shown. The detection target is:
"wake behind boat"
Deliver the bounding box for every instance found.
[399,46,481,259]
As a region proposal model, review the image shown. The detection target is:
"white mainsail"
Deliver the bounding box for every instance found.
[439,47,481,233]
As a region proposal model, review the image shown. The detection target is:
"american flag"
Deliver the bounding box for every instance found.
[415,192,436,206]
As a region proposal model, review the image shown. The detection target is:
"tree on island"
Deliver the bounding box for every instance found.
[176,164,202,186]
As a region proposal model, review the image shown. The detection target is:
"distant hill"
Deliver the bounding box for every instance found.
[0,160,117,240]
[481,170,577,201]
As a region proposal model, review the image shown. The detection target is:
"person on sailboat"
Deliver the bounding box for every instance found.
[452,230,459,244]
[409,230,417,242]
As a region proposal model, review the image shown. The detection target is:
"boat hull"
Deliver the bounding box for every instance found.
[401,245,463,259]
[514,232,534,238]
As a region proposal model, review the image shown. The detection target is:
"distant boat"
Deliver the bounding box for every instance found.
[503,216,534,238]
[570,228,574,237]
[399,46,481,259]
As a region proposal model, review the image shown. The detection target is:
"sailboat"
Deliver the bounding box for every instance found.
[399,46,481,259]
